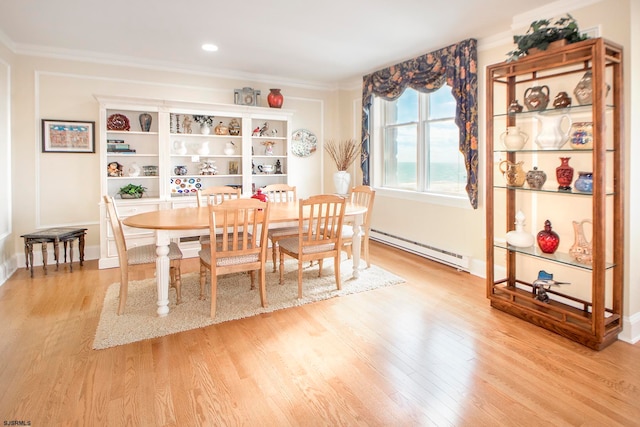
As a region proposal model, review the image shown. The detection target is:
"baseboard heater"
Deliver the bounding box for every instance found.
[370,229,470,272]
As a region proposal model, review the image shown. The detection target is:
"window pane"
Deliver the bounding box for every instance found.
[384,124,417,190]
[427,120,466,193]
[429,86,456,120]
[385,89,418,124]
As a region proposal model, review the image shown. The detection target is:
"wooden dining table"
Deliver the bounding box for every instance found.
[122,200,368,316]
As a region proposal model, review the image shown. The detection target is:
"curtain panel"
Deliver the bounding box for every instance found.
[361,38,478,209]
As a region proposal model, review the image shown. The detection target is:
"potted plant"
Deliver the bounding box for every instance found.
[325,139,360,195]
[118,183,147,199]
[506,14,588,62]
[192,115,215,134]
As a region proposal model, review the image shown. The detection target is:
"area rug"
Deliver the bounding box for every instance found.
[93,257,404,349]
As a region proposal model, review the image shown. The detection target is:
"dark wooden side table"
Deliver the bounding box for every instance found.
[20,228,87,277]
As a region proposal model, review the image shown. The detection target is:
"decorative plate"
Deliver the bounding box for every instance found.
[291,129,317,158]
[107,113,130,131]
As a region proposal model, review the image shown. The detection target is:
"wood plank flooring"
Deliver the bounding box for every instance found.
[0,242,639,426]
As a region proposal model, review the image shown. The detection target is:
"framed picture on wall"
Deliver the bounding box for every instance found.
[42,119,95,153]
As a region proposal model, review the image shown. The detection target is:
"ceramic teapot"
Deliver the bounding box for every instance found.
[257,164,274,174]
[534,113,572,149]
[499,160,525,187]
[524,85,550,111]
[500,126,528,150]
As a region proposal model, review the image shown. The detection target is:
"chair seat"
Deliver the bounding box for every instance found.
[200,231,252,246]
[278,237,335,254]
[199,247,260,266]
[128,242,182,265]
[267,226,300,239]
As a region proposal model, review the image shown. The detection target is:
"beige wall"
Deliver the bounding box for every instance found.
[1,0,638,341]
[0,41,14,283]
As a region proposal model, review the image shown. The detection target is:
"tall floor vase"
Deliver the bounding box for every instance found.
[333,171,351,195]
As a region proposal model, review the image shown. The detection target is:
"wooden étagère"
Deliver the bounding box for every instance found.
[485,38,624,350]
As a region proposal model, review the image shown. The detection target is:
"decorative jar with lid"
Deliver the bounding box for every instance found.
[526,166,546,190]
[537,220,560,254]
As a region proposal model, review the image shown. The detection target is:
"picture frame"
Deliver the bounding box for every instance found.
[42,119,95,153]
[228,161,239,175]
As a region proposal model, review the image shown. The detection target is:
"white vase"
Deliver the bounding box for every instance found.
[333,171,351,195]
[200,124,211,135]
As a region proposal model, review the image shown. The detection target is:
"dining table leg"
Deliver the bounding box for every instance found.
[351,212,363,279]
[155,229,171,317]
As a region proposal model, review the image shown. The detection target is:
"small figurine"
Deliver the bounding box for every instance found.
[199,159,217,175]
[532,270,570,303]
[181,115,193,134]
[271,129,278,137]
[275,159,282,174]
[252,126,261,136]
[107,161,123,177]
[262,140,276,155]
[258,122,269,136]
[251,160,256,174]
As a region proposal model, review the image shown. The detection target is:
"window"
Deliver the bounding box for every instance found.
[373,87,467,197]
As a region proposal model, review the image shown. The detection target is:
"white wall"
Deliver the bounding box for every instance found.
[0,42,14,283]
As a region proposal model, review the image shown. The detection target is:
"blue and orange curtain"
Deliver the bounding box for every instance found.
[361,38,478,209]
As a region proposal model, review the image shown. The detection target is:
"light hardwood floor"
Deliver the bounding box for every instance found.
[0,242,639,426]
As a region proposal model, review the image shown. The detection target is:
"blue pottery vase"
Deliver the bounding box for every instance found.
[574,172,593,193]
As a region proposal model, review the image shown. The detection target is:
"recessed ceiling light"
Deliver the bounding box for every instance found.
[202,44,219,52]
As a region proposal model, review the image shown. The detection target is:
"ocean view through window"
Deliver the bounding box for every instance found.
[374,87,467,196]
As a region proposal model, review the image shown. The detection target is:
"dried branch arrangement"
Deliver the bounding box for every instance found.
[325,139,360,171]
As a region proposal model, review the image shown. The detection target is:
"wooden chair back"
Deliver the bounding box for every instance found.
[207,198,271,274]
[349,185,375,230]
[298,194,346,258]
[200,198,271,317]
[262,184,297,203]
[197,186,241,207]
[104,195,127,264]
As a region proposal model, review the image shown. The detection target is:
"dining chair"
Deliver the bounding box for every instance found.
[277,194,346,298]
[196,185,242,207]
[103,195,183,315]
[196,186,242,248]
[198,198,271,318]
[342,185,376,268]
[261,183,300,272]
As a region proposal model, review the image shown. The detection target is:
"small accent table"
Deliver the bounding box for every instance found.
[20,228,87,277]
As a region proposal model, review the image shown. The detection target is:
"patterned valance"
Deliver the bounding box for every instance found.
[361,38,478,209]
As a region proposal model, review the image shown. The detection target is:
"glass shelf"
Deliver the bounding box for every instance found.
[493,148,614,153]
[493,185,614,196]
[493,241,615,270]
[493,103,615,119]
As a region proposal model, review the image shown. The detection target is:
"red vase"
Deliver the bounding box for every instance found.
[251,188,268,202]
[537,220,560,254]
[267,88,284,108]
[556,157,574,191]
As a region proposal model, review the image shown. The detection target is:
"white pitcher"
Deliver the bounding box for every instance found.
[173,140,187,155]
[534,114,572,149]
[197,141,210,156]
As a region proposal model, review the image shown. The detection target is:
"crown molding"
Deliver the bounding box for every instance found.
[13,42,338,92]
